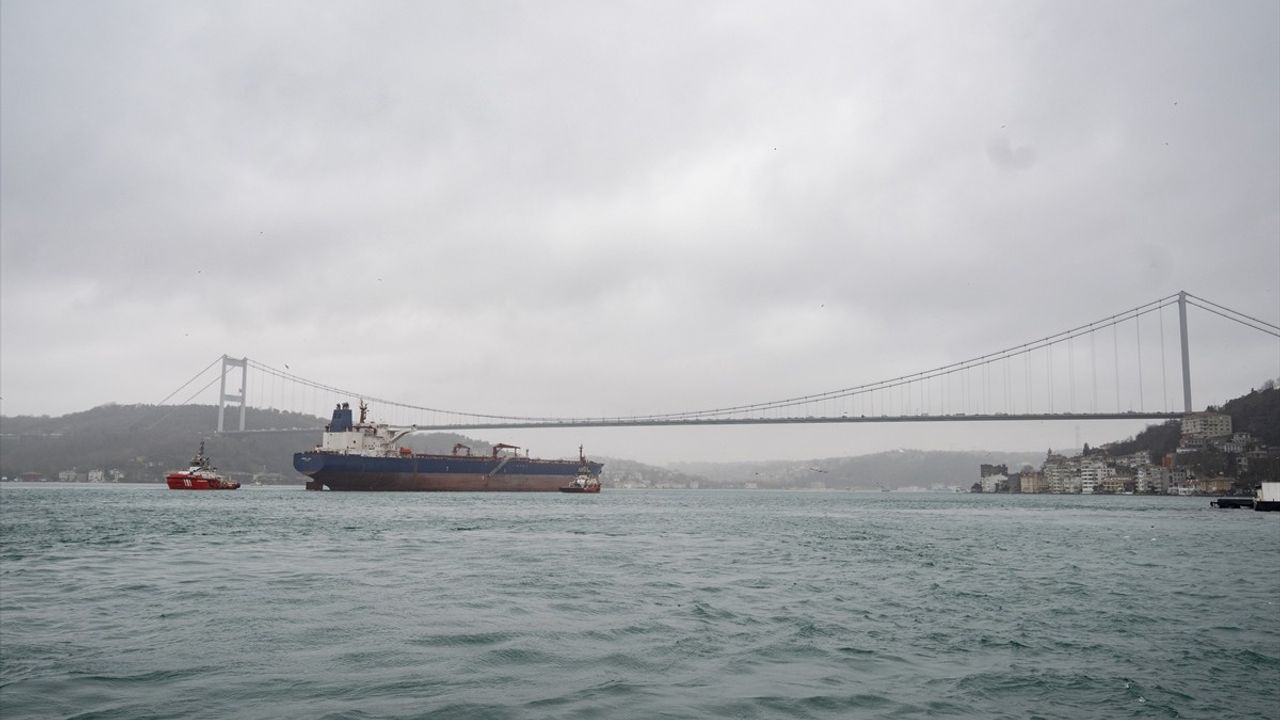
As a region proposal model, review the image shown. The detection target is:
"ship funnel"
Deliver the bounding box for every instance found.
[329,403,355,432]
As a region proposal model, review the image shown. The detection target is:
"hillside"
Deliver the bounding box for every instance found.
[0,404,513,484]
[1102,385,1280,463]
[675,449,1046,490]
[1220,385,1280,446]
[1,404,323,482]
[597,457,707,488]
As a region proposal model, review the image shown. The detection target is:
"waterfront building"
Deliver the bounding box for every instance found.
[1182,412,1232,439]
[1113,451,1151,470]
[1020,470,1047,494]
[1177,436,1208,453]
[1102,473,1130,494]
[1202,476,1234,495]
[1043,451,1074,493]
[1079,458,1107,495]
[1216,432,1252,454]
[1137,465,1169,494]
[1167,467,1195,494]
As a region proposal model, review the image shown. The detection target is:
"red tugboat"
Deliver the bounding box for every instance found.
[166,442,240,490]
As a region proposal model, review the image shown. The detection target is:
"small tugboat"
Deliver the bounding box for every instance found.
[560,474,601,493]
[560,446,602,493]
[561,446,602,493]
[166,442,240,490]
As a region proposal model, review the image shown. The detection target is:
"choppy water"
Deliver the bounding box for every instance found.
[2,485,1277,719]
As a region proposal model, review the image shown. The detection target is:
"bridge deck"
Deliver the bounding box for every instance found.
[220,411,1181,434]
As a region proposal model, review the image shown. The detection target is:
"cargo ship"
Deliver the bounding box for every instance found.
[295,402,603,492]
[166,442,240,490]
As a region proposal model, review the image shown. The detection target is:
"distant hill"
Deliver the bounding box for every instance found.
[0,404,325,483]
[0,404,505,485]
[597,457,707,488]
[674,449,1046,490]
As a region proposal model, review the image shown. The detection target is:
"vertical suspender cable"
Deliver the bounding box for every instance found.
[1090,331,1097,412]
[1025,352,1031,414]
[983,363,989,414]
[1048,346,1054,413]
[1136,314,1145,411]
[1113,324,1121,411]
[1068,337,1075,413]
[1005,357,1010,414]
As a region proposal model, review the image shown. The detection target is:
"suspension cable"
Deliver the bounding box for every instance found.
[1186,299,1280,338]
[156,355,222,405]
[244,295,1180,423]
[229,291,1277,424]
[140,373,225,432]
[1186,293,1280,332]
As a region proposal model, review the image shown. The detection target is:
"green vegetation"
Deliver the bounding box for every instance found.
[1103,420,1182,464]
[1220,385,1280,447]
[0,404,324,483]
[1102,386,1280,484]
[0,404,505,484]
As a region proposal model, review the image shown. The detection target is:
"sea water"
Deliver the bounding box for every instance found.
[1,485,1277,719]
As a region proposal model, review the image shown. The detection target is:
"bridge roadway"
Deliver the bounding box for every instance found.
[220,411,1183,435]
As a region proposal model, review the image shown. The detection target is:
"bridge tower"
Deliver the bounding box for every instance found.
[216,355,248,433]
[1178,291,1193,413]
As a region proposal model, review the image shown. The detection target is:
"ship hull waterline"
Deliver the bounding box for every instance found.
[313,472,574,492]
[165,475,240,490]
[295,452,603,492]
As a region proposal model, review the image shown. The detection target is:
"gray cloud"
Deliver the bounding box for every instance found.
[986,136,1036,171]
[2,0,1277,461]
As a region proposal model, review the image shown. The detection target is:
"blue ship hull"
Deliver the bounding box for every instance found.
[293,451,603,491]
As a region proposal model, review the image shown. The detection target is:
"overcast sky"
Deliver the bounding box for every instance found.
[2,0,1277,463]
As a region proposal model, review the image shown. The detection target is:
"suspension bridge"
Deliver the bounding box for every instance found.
[157,291,1279,434]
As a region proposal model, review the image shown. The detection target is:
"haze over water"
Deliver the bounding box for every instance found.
[2,485,1277,719]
